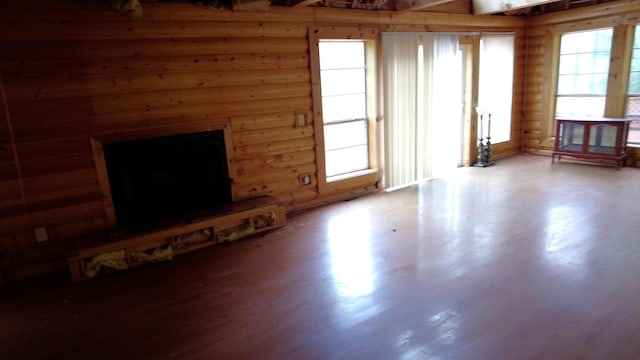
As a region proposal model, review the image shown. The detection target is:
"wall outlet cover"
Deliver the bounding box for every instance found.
[295,113,307,127]
[34,227,49,242]
[299,174,311,186]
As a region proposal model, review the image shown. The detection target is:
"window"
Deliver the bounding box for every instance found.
[556,28,613,117]
[479,33,515,144]
[309,28,378,194]
[319,41,369,178]
[626,25,640,146]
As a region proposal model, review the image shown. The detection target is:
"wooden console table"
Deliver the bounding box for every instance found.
[552,116,631,170]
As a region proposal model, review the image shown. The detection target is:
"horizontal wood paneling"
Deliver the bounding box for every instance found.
[5,67,310,101]
[0,178,20,212]
[237,162,317,188]
[233,138,316,160]
[19,86,309,118]
[0,0,526,281]
[230,112,305,131]
[11,97,312,142]
[234,151,316,173]
[0,69,23,258]
[0,21,308,41]
[233,126,314,147]
[236,176,318,200]
[0,38,309,62]
[2,54,309,80]
[8,85,310,128]
[0,148,18,179]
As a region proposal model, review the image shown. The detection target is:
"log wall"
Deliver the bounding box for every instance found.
[0,1,524,280]
[522,0,640,163]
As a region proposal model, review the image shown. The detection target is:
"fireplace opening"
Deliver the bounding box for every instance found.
[103,130,232,228]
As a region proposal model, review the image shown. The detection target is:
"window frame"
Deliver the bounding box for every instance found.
[555,27,613,118]
[309,27,379,195]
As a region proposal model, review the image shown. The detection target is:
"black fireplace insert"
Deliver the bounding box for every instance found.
[103,130,232,228]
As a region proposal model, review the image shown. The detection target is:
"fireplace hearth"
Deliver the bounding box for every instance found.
[68,130,286,282]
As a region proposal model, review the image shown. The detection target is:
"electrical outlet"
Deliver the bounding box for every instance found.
[34,227,49,242]
[299,173,311,186]
[295,113,307,127]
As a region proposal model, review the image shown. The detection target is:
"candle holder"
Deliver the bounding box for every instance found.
[474,112,495,168]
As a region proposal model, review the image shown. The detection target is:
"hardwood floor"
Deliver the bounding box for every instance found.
[2,154,640,359]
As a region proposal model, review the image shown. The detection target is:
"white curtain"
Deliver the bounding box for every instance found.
[382,34,420,189]
[382,33,461,190]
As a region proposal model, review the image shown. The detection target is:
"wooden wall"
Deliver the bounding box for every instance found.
[522,0,640,163]
[0,1,524,281]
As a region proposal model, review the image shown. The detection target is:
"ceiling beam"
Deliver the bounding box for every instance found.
[472,0,562,14]
[395,0,456,12]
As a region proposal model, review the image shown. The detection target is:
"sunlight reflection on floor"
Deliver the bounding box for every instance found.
[327,208,375,298]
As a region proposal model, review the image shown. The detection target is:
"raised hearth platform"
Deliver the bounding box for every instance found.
[66,196,285,282]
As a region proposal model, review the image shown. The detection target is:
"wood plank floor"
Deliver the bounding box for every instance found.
[2,154,640,359]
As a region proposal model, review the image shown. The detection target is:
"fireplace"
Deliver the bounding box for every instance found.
[102,130,232,228]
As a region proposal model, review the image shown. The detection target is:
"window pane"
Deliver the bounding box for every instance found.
[322,93,367,123]
[324,120,367,152]
[571,73,609,95]
[320,68,365,96]
[626,26,640,145]
[324,120,368,177]
[326,145,369,177]
[631,50,640,72]
[558,59,609,95]
[560,34,579,54]
[557,74,577,94]
[594,30,613,51]
[629,26,640,95]
[556,96,607,116]
[629,72,640,95]
[319,42,365,69]
[558,54,577,74]
[561,29,613,54]
[628,119,640,145]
